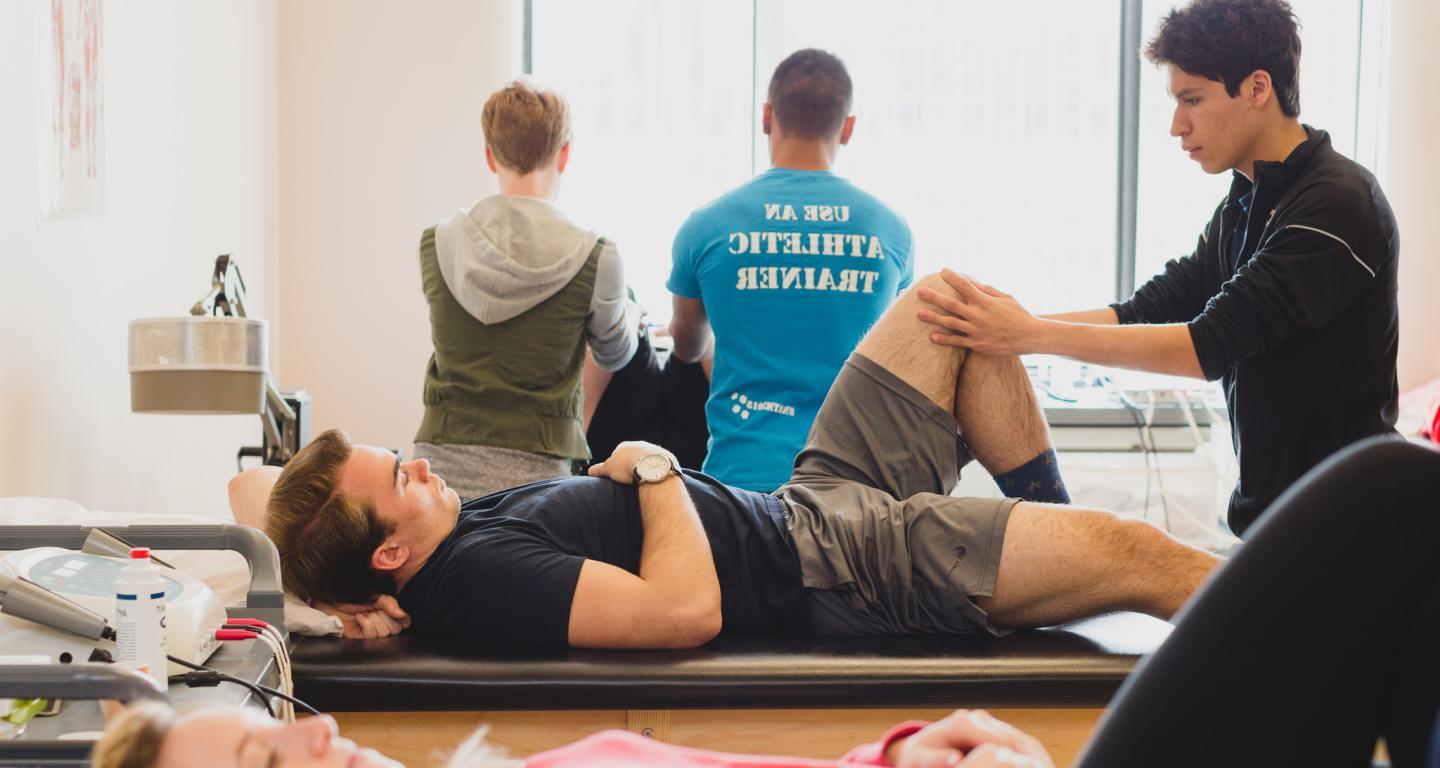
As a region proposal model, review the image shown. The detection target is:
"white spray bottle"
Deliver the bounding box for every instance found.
[114,547,168,691]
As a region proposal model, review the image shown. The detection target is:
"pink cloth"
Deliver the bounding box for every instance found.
[524,723,928,768]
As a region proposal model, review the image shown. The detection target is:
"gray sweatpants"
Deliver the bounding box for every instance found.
[412,442,574,500]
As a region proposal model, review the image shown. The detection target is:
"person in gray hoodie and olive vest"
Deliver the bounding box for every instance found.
[414,80,638,499]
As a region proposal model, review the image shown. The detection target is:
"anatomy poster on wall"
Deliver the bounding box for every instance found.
[35,0,104,219]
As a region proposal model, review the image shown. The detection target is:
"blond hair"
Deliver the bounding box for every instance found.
[90,702,522,768]
[482,80,571,174]
[90,702,173,768]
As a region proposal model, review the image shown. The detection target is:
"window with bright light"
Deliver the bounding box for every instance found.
[752,1,1120,315]
[531,1,1370,320]
[529,1,753,319]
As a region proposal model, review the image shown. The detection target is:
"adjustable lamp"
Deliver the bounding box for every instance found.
[127,255,309,467]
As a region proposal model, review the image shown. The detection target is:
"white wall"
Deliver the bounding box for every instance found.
[1386,0,1440,390]
[0,1,279,516]
[274,0,517,453]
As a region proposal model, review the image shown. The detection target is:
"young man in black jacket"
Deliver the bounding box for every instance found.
[917,0,1399,537]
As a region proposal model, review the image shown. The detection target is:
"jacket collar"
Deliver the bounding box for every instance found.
[1226,125,1329,206]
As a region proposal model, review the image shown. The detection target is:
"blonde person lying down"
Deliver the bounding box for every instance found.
[91,702,1053,768]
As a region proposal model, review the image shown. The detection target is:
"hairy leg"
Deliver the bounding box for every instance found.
[855,273,967,414]
[953,352,1053,474]
[857,272,1056,475]
[977,502,1220,628]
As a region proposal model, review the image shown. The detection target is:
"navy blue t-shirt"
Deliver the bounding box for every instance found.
[396,471,808,647]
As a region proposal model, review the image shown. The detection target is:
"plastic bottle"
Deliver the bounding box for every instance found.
[114,547,168,691]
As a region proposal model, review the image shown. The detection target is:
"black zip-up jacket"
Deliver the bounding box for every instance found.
[1112,127,1399,536]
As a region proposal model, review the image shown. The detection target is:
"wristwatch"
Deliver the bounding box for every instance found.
[633,452,682,485]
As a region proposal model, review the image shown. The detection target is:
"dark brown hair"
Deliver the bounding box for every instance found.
[265,429,396,604]
[1145,0,1302,117]
[482,79,571,174]
[767,49,853,140]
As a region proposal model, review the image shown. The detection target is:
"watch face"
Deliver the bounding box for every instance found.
[636,453,672,482]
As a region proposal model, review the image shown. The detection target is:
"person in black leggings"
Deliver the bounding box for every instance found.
[1076,436,1440,767]
[586,325,710,471]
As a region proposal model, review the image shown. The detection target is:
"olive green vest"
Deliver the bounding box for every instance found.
[414,226,601,460]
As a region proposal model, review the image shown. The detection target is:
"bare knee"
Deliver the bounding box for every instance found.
[852,271,967,409]
[912,270,957,297]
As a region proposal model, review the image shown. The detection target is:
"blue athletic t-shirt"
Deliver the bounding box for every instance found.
[668,168,913,492]
[395,473,808,647]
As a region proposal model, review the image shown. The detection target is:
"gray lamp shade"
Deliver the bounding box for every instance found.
[128,317,268,414]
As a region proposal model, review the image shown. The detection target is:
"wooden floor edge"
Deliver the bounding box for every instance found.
[333,706,1102,767]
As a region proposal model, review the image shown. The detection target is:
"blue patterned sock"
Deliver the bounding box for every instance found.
[992,449,1071,504]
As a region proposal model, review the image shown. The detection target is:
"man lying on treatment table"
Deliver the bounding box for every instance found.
[232,272,1221,648]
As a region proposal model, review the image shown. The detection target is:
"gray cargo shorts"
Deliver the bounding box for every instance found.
[776,353,1017,636]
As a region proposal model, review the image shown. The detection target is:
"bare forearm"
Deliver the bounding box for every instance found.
[574,443,723,648]
[637,478,721,609]
[581,350,613,432]
[1041,307,1118,325]
[671,326,712,363]
[1035,320,1204,378]
[670,296,713,363]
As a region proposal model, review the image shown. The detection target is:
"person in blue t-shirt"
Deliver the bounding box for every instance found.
[668,49,914,493]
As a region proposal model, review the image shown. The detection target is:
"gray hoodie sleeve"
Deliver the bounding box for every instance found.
[587,240,639,371]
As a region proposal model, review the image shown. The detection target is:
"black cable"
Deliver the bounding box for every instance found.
[1138,394,1173,530]
[1115,389,1175,531]
[166,653,320,717]
[1114,391,1155,522]
[215,627,313,715]
[166,654,207,672]
[252,682,321,717]
[169,669,274,718]
[1149,418,1174,532]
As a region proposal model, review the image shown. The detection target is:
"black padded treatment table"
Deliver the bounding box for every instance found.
[290,611,1170,766]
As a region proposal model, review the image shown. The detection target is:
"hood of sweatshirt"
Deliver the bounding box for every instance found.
[432,195,600,324]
